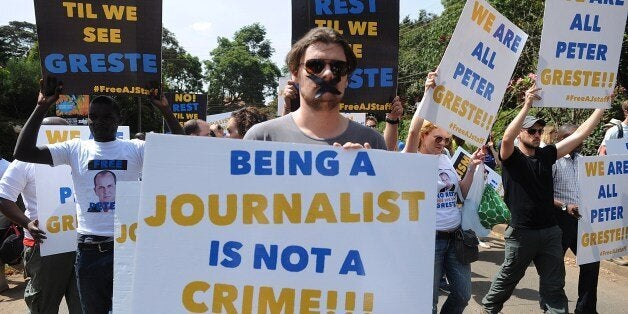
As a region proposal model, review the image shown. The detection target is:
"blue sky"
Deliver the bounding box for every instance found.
[0,1,444,67]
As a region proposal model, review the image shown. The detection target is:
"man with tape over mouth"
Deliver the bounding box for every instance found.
[244,27,386,150]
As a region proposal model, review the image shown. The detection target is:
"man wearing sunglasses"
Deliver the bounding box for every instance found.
[482,84,605,314]
[244,27,386,150]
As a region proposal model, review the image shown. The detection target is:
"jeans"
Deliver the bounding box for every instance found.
[75,244,114,314]
[482,225,568,314]
[433,234,471,314]
[23,245,81,313]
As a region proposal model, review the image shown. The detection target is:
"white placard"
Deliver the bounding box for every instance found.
[606,138,628,155]
[418,0,527,147]
[577,155,628,265]
[277,76,290,117]
[536,1,627,108]
[35,125,130,256]
[341,113,367,125]
[129,133,438,313]
[206,111,234,128]
[113,181,140,314]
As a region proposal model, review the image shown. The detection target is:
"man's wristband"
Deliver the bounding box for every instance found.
[385,117,399,124]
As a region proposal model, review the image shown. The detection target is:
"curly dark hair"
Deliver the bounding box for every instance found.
[231,107,268,137]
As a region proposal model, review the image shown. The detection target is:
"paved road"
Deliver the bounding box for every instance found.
[438,232,628,313]
[2,231,627,313]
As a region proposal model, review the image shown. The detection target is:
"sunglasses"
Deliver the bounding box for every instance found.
[366,124,377,128]
[434,135,451,144]
[301,59,350,77]
[525,128,544,135]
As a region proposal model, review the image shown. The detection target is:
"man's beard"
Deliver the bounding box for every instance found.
[306,74,342,111]
[521,139,539,150]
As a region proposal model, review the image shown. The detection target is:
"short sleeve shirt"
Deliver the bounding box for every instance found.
[501,145,557,229]
[48,138,144,237]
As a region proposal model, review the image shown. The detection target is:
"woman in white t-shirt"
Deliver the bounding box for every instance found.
[404,71,485,314]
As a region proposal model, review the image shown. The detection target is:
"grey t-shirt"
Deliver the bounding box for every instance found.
[244,113,387,150]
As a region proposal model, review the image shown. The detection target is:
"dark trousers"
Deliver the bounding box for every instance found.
[24,246,81,313]
[482,225,568,314]
[557,212,599,314]
[75,244,113,314]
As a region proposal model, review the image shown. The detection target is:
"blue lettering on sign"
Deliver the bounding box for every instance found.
[172,103,199,112]
[452,62,494,101]
[348,67,394,89]
[44,53,158,74]
[314,0,376,15]
[339,250,365,275]
[281,245,309,272]
[59,187,73,204]
[555,41,607,60]
[208,240,242,268]
[492,24,522,53]
[230,150,340,176]
[349,151,375,176]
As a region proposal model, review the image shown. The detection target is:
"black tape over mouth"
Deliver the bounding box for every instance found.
[307,74,341,99]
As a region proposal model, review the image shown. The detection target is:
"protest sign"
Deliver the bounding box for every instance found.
[577,155,628,265]
[606,138,628,156]
[55,95,90,119]
[35,125,129,256]
[129,133,437,313]
[165,93,208,127]
[34,0,162,96]
[292,0,399,113]
[417,0,528,147]
[536,1,627,108]
[206,111,234,128]
[451,147,503,196]
[113,181,140,314]
[341,113,367,125]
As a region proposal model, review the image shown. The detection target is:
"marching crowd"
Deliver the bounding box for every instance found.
[0,26,626,314]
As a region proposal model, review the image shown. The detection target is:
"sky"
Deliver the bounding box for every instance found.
[0,1,444,68]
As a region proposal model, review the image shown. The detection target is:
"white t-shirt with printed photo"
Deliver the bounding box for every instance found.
[48,138,144,237]
[436,154,463,231]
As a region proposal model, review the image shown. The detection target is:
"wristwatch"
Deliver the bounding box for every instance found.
[385,117,399,124]
[561,203,567,211]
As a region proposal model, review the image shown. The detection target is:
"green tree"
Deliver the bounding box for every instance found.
[205,23,280,110]
[0,21,37,66]
[161,28,204,93]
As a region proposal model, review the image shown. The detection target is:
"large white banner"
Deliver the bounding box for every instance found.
[418,0,527,147]
[113,181,140,314]
[606,138,628,156]
[129,133,438,313]
[35,125,129,256]
[577,155,628,265]
[536,1,627,108]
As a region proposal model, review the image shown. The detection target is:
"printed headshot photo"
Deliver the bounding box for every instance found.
[88,170,117,212]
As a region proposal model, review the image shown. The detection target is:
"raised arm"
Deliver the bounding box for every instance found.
[384,96,403,151]
[499,84,540,160]
[13,79,59,165]
[403,71,436,153]
[555,108,605,159]
[150,92,184,135]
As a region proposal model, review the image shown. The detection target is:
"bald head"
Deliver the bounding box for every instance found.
[557,124,577,140]
[42,117,69,126]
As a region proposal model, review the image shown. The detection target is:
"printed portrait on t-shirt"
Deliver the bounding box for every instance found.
[88,170,116,212]
[437,168,460,209]
[438,171,455,193]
